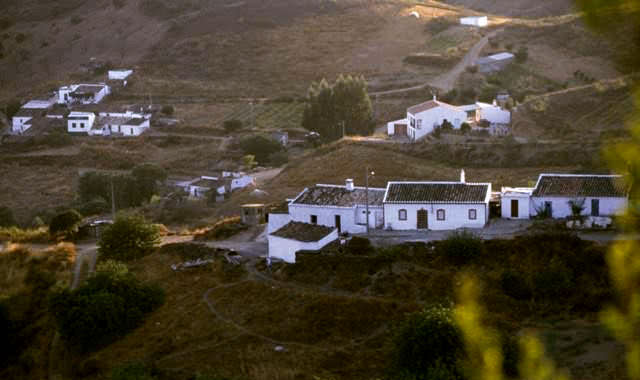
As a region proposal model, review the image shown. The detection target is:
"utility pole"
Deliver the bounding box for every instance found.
[365,166,374,235]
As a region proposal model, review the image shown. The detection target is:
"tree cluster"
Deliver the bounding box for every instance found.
[302,75,375,142]
[49,269,165,352]
[239,135,284,164]
[98,214,160,261]
[78,164,167,212]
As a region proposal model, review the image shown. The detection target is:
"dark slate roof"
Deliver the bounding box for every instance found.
[292,185,385,207]
[270,221,335,242]
[384,182,490,203]
[125,118,146,126]
[532,175,627,198]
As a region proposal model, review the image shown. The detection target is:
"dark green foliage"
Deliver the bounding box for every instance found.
[500,270,531,300]
[436,230,484,264]
[223,119,243,133]
[4,99,21,119]
[267,150,288,166]
[239,135,283,164]
[98,214,160,261]
[77,197,110,216]
[460,122,471,134]
[14,33,25,43]
[424,17,455,35]
[515,46,528,63]
[532,261,574,299]
[49,209,82,238]
[49,272,165,352]
[161,105,174,115]
[501,336,520,378]
[389,305,464,380]
[344,236,374,255]
[131,163,167,202]
[111,362,156,380]
[302,75,375,142]
[0,302,14,368]
[0,206,16,227]
[0,19,11,30]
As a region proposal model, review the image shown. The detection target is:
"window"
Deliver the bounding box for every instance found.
[398,209,407,221]
[310,215,317,224]
[468,209,477,220]
[416,119,422,129]
[72,123,76,128]
[410,117,415,127]
[437,209,445,221]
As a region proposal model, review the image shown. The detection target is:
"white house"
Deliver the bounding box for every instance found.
[96,111,151,136]
[530,174,627,219]
[460,16,488,27]
[500,187,533,219]
[221,171,256,191]
[459,101,511,125]
[67,112,96,133]
[108,69,133,80]
[387,97,467,140]
[58,84,110,105]
[383,171,491,230]
[476,52,515,73]
[268,221,338,263]
[11,98,56,133]
[286,179,386,234]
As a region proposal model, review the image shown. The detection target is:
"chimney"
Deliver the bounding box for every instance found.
[345,179,355,191]
[460,169,466,183]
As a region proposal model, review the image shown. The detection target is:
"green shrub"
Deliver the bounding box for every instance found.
[436,230,484,264]
[0,302,14,367]
[98,214,160,261]
[532,261,574,300]
[111,362,156,380]
[500,270,532,300]
[344,236,374,256]
[239,135,282,164]
[95,259,129,279]
[161,105,174,116]
[223,119,242,133]
[14,33,25,43]
[460,122,471,134]
[49,209,82,239]
[389,305,464,379]
[49,272,164,352]
[515,46,528,63]
[502,335,520,378]
[267,150,288,166]
[4,99,21,118]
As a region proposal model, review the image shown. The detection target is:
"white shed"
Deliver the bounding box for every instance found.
[383,172,491,231]
[530,174,628,218]
[67,112,96,133]
[500,187,533,219]
[460,16,488,27]
[268,221,338,263]
[108,70,133,80]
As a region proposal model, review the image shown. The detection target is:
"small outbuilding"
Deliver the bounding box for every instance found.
[475,52,515,73]
[460,16,488,27]
[268,221,338,263]
[241,204,266,225]
[500,187,533,219]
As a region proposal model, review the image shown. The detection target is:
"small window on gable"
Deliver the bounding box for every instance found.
[437,209,445,221]
[310,215,317,224]
[469,209,477,220]
[417,119,422,129]
[399,209,407,221]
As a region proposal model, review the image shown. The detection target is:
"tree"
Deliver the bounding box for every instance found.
[239,135,282,164]
[389,305,464,379]
[0,206,15,227]
[4,99,21,119]
[460,122,471,134]
[131,163,167,203]
[98,214,160,261]
[242,154,257,170]
[49,209,82,239]
[302,75,375,142]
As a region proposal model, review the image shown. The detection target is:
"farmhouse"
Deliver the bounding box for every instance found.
[475,52,515,73]
[501,174,628,219]
[11,98,57,133]
[67,112,96,133]
[387,96,467,141]
[58,84,110,105]
[383,171,491,230]
[174,172,255,200]
[460,16,488,27]
[268,221,338,263]
[95,111,151,136]
[286,179,386,234]
[108,69,133,81]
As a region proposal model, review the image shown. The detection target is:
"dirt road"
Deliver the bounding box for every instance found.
[370,28,503,96]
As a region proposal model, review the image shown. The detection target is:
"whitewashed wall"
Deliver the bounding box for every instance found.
[530,196,628,218]
[501,194,531,219]
[409,106,467,140]
[479,106,511,124]
[67,114,96,133]
[460,16,488,27]
[384,203,488,230]
[387,118,407,136]
[231,176,255,191]
[267,213,292,234]
[12,116,32,133]
[268,229,338,263]
[289,204,376,234]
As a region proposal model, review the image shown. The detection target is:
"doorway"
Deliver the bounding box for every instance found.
[417,209,428,229]
[335,215,341,233]
[511,199,519,218]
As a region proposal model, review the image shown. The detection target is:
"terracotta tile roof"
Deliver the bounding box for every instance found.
[384,182,490,203]
[270,221,335,242]
[407,100,461,115]
[532,175,627,198]
[291,185,386,207]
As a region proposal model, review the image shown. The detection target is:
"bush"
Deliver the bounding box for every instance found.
[460,122,471,134]
[111,362,156,380]
[267,150,288,166]
[4,99,21,119]
[49,272,165,352]
[533,263,574,300]
[98,214,160,261]
[502,336,520,378]
[0,206,15,227]
[389,305,464,379]
[239,135,282,164]
[95,259,129,279]
[49,209,82,239]
[0,302,14,367]
[515,46,528,63]
[344,236,374,255]
[500,270,531,300]
[436,230,484,264]
[161,105,174,116]
[223,119,242,133]
[14,33,25,43]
